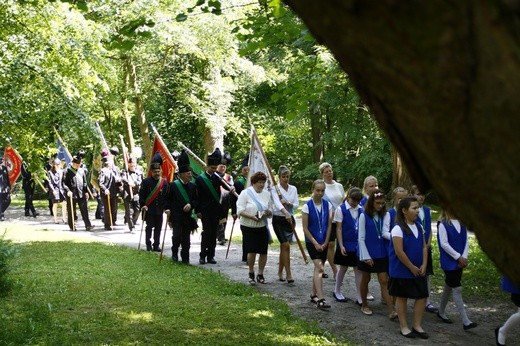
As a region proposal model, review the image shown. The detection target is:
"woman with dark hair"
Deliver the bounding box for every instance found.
[388,196,428,339]
[237,171,273,285]
[357,189,394,317]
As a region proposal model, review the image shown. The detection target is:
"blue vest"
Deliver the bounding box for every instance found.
[362,211,387,259]
[388,208,397,229]
[389,224,424,278]
[305,199,329,244]
[437,220,467,271]
[360,196,368,207]
[337,203,361,252]
[502,276,520,294]
[418,206,432,243]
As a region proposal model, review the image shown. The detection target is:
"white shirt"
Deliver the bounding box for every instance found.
[324,181,345,211]
[271,183,299,216]
[391,223,420,238]
[438,220,469,260]
[334,201,362,223]
[237,186,273,228]
[301,200,333,215]
[358,212,390,260]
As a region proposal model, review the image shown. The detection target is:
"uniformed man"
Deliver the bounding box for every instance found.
[21,162,39,217]
[139,156,169,251]
[98,156,121,230]
[216,151,234,246]
[0,157,10,221]
[121,157,142,233]
[63,156,94,231]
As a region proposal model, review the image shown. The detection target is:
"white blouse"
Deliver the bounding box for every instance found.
[237,186,273,228]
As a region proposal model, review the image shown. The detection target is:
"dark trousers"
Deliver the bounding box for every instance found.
[123,199,140,231]
[217,221,227,242]
[0,193,10,217]
[67,196,91,230]
[24,193,36,216]
[101,194,117,229]
[200,214,219,260]
[145,213,163,250]
[171,220,192,263]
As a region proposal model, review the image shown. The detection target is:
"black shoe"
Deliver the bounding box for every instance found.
[463,322,477,331]
[146,244,152,251]
[172,255,178,262]
[25,212,30,217]
[332,292,348,302]
[412,328,429,339]
[207,258,217,264]
[33,213,39,218]
[437,312,453,324]
[199,258,206,265]
[152,247,161,253]
[400,331,415,339]
[86,226,95,232]
[495,327,505,346]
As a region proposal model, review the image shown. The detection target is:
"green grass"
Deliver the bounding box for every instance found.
[0,242,341,346]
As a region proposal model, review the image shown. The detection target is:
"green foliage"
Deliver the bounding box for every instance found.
[0,241,339,345]
[0,233,19,297]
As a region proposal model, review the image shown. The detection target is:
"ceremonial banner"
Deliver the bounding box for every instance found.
[3,145,23,186]
[90,154,102,190]
[248,126,274,189]
[188,156,204,177]
[57,139,72,165]
[149,136,177,182]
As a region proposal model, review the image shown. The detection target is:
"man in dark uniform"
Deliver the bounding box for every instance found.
[232,154,250,262]
[63,156,94,231]
[0,157,10,221]
[168,150,198,263]
[195,148,233,265]
[121,157,142,233]
[139,157,169,251]
[21,162,39,217]
[98,156,121,230]
[216,152,234,246]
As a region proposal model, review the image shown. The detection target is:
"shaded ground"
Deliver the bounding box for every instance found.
[2,205,517,345]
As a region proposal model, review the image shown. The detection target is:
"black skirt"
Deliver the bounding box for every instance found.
[306,242,327,261]
[388,276,429,299]
[328,223,337,242]
[358,257,388,273]
[426,249,434,275]
[241,225,269,255]
[512,293,520,307]
[272,215,294,244]
[334,250,358,267]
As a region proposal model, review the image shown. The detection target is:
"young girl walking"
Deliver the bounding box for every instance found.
[333,187,364,303]
[437,210,477,331]
[496,275,520,345]
[357,189,395,317]
[302,180,332,310]
[388,196,429,339]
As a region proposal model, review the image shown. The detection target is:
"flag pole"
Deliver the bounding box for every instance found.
[251,126,308,264]
[178,142,238,198]
[119,134,134,200]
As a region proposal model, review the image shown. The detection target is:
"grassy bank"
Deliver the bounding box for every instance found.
[0,242,340,346]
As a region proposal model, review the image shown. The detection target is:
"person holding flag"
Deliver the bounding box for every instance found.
[121,157,142,233]
[98,150,122,230]
[195,148,234,265]
[139,155,170,252]
[167,150,198,263]
[0,157,10,221]
[48,158,67,224]
[63,156,94,231]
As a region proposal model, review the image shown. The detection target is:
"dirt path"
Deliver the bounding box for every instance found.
[2,206,517,345]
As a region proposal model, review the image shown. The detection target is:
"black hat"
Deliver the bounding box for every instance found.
[0,157,3,164]
[207,148,222,166]
[76,149,85,159]
[109,146,119,156]
[150,162,161,170]
[177,150,191,174]
[152,152,163,165]
[221,151,232,166]
[240,153,249,170]
[128,157,135,164]
[72,156,81,164]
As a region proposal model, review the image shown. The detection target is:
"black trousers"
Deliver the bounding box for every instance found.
[0,193,10,217]
[123,199,140,230]
[66,196,91,230]
[171,220,192,262]
[24,193,36,215]
[199,214,219,260]
[101,194,117,229]
[145,213,163,250]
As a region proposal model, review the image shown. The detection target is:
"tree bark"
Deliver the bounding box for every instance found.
[309,102,323,163]
[285,0,520,284]
[391,147,412,191]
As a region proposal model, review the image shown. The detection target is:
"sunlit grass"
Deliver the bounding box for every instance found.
[0,241,345,345]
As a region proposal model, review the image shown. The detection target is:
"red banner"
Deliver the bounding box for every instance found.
[148,137,176,182]
[3,145,23,186]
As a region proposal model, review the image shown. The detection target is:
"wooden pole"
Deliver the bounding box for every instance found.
[225,218,237,260]
[138,209,146,250]
[159,213,171,262]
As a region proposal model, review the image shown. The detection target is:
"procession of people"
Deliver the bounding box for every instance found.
[2,138,518,344]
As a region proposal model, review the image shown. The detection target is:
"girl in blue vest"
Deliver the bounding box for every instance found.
[333,187,364,303]
[496,276,520,345]
[302,179,332,310]
[411,185,438,313]
[437,210,477,331]
[358,189,394,317]
[388,196,428,339]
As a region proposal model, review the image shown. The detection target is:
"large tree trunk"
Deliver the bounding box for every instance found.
[309,102,323,163]
[125,57,152,165]
[285,0,520,284]
[391,147,413,190]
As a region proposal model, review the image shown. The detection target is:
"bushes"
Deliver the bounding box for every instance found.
[0,232,18,297]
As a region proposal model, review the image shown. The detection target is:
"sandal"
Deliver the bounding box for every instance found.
[389,311,399,320]
[310,294,319,304]
[256,274,266,284]
[316,299,331,309]
[322,273,329,279]
[248,272,256,285]
[361,306,373,315]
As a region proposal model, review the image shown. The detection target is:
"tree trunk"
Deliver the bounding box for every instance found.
[125,56,152,165]
[285,0,520,284]
[309,102,323,163]
[121,71,136,159]
[391,147,412,191]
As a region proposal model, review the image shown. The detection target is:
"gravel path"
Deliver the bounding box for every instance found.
[2,206,518,345]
